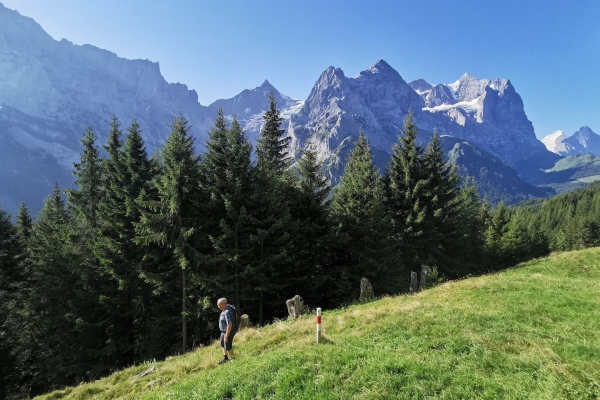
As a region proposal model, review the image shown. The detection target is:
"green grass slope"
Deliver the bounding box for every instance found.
[39,249,600,400]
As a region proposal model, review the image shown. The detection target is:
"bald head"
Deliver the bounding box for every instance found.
[217,298,228,310]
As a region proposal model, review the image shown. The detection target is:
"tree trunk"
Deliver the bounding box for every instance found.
[259,291,263,326]
[182,268,187,354]
[0,366,6,400]
[235,228,240,310]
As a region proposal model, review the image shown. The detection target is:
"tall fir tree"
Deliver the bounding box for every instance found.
[25,186,100,394]
[484,200,510,269]
[383,112,431,275]
[256,91,291,177]
[330,132,399,297]
[288,146,332,305]
[136,116,208,354]
[249,94,296,324]
[67,127,103,230]
[203,114,254,310]
[423,130,464,276]
[95,118,157,368]
[0,206,21,400]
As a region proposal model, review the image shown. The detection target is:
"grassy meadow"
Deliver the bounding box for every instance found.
[38,248,600,399]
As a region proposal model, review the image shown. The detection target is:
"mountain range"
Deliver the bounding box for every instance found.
[542,126,600,156]
[1,3,599,215]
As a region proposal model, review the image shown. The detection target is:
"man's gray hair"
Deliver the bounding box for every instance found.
[217,297,228,305]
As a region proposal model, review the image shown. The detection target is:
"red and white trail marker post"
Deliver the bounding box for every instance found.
[316,308,322,344]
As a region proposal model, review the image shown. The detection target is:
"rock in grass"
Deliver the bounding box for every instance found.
[360,277,374,301]
[133,366,155,379]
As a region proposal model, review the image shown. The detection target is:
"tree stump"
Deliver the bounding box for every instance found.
[359,277,374,301]
[239,314,250,329]
[418,265,430,291]
[409,272,418,293]
[286,295,303,318]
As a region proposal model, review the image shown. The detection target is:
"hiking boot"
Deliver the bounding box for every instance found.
[218,357,229,365]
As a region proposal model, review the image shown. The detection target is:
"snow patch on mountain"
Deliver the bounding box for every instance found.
[542,130,568,154]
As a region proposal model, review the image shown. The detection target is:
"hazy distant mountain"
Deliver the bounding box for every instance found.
[208,80,303,145]
[0,4,213,213]
[541,126,600,156]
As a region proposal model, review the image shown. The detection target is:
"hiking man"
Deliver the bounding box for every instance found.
[217,297,237,364]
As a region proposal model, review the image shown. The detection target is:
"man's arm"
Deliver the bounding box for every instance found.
[225,322,232,342]
[225,309,233,342]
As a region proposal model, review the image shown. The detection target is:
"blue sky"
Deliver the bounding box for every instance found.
[3,0,600,138]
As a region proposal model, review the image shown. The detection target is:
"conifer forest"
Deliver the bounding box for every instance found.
[2,95,598,398]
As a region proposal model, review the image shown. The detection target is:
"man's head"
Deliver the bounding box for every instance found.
[217,297,228,311]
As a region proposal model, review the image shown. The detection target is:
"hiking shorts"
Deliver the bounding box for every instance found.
[220,330,236,351]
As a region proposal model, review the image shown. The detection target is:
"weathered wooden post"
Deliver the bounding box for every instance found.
[409,272,418,293]
[419,265,430,291]
[316,308,322,344]
[359,277,374,301]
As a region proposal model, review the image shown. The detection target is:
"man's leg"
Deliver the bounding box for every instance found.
[218,332,229,364]
[226,331,236,359]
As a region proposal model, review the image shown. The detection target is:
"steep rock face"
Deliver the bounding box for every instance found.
[0,4,213,213]
[289,60,428,182]
[287,61,556,185]
[420,75,555,169]
[567,126,600,154]
[422,84,457,108]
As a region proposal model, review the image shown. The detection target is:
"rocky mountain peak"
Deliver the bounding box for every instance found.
[258,79,274,90]
[409,79,433,94]
[366,59,394,74]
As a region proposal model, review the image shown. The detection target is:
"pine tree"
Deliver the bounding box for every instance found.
[25,186,98,393]
[0,205,21,400]
[136,116,208,354]
[485,201,510,268]
[330,132,399,296]
[256,91,291,177]
[95,118,156,367]
[246,95,296,324]
[67,127,103,229]
[383,112,431,275]
[289,146,332,304]
[422,130,463,276]
[204,114,253,310]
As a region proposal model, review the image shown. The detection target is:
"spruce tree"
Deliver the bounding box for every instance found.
[26,186,99,393]
[136,116,207,354]
[289,146,332,304]
[67,127,103,230]
[384,112,431,275]
[484,201,510,268]
[0,206,20,400]
[331,132,399,296]
[204,114,253,309]
[256,91,291,177]
[95,118,156,367]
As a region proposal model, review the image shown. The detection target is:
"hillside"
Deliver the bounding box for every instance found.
[38,248,600,400]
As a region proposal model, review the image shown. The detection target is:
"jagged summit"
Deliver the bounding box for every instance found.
[366,59,394,74]
[258,79,274,90]
[409,79,433,94]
